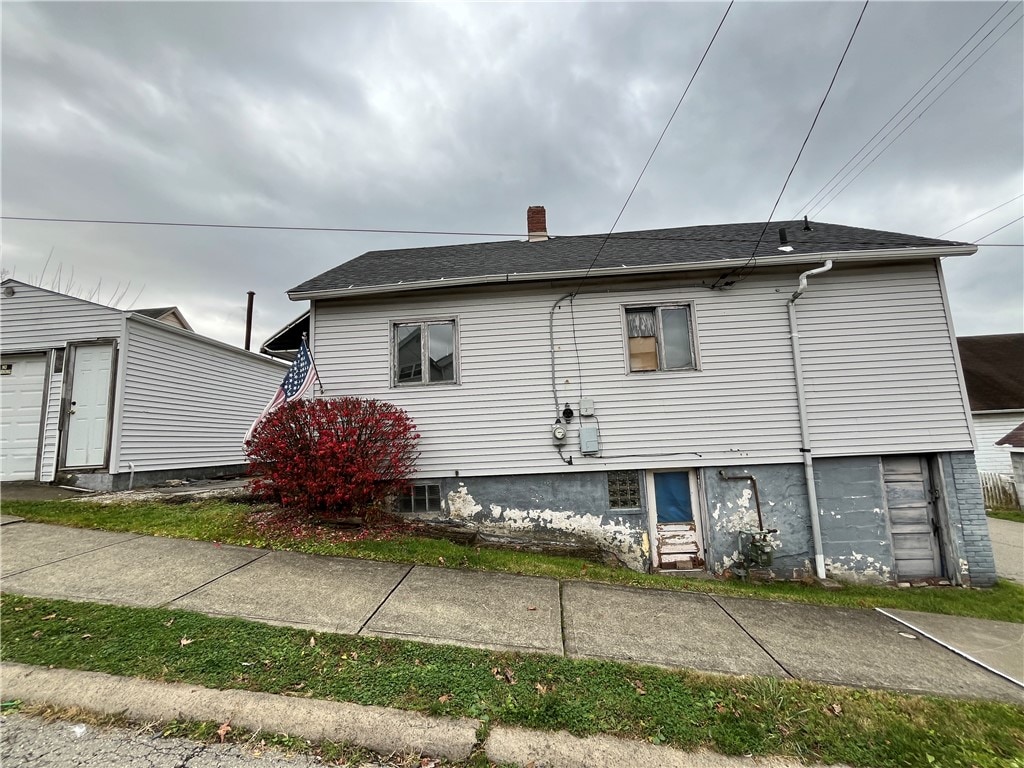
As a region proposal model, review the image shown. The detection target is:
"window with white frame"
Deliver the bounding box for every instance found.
[393,320,457,385]
[624,305,696,372]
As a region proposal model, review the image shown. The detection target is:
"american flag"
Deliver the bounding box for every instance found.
[244,339,319,445]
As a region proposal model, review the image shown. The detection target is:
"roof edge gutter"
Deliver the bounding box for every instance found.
[287,245,976,302]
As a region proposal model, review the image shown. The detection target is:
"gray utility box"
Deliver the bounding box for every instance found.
[579,423,600,455]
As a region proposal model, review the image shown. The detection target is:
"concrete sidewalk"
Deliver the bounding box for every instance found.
[1,520,1021,704]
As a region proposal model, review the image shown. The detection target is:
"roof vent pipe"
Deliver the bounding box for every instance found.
[788,260,833,581]
[803,216,812,231]
[527,206,549,242]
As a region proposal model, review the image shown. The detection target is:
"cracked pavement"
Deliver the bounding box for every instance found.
[0,714,393,768]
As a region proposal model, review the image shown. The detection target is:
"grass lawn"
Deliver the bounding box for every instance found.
[4,497,1023,623]
[988,507,1024,524]
[2,594,1022,768]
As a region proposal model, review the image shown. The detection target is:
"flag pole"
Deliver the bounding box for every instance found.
[302,332,325,395]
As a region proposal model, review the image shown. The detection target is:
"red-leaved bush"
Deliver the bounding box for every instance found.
[245,397,419,518]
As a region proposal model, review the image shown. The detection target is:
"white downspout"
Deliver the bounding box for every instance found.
[788,260,833,580]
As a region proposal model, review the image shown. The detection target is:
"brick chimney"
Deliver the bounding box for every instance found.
[527,206,548,242]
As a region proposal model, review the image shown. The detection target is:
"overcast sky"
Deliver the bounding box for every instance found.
[3,1,1022,348]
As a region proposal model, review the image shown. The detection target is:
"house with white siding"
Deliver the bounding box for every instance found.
[956,334,1024,475]
[286,209,997,586]
[0,279,287,491]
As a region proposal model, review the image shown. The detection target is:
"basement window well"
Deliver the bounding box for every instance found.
[401,483,442,514]
[623,305,696,372]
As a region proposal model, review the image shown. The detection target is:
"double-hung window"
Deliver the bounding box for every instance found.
[624,304,696,372]
[393,320,457,385]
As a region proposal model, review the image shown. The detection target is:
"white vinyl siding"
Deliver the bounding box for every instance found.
[972,411,1023,473]
[115,317,287,472]
[796,261,973,456]
[312,260,973,478]
[0,282,122,353]
[313,274,804,476]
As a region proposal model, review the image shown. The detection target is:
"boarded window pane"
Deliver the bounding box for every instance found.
[628,336,658,371]
[396,325,422,382]
[661,307,693,369]
[428,322,455,382]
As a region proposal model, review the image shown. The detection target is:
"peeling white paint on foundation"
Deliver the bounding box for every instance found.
[824,555,892,584]
[444,483,647,570]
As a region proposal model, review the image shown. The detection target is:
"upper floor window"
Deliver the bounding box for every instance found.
[624,305,696,372]
[393,320,457,385]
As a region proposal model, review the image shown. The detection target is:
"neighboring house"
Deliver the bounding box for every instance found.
[285,209,997,586]
[132,306,194,331]
[0,279,287,490]
[996,422,1024,509]
[956,334,1024,474]
[261,311,310,362]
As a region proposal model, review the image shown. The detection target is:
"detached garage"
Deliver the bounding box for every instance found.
[0,279,287,490]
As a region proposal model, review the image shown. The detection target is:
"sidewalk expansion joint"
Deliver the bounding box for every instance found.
[709,595,794,679]
[357,563,414,635]
[161,549,272,608]
[557,580,568,657]
[2,533,148,578]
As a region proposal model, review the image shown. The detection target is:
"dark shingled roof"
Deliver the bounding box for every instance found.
[996,421,1024,448]
[288,219,970,297]
[957,334,1024,412]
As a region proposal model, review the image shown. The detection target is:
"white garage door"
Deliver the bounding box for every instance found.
[1,354,47,481]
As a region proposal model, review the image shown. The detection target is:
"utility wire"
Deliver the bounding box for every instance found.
[974,215,1024,243]
[792,1,1014,219]
[938,194,1023,238]
[807,7,1023,219]
[571,1,734,295]
[712,0,869,289]
[1,215,525,239]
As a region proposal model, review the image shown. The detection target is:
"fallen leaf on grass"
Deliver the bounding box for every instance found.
[308,636,316,647]
[630,679,646,695]
[534,683,550,695]
[179,637,194,647]
[162,618,175,628]
[421,759,440,768]
[216,721,232,743]
[438,557,446,566]
[41,613,57,621]
[491,667,517,685]
[31,631,42,639]
[80,634,92,640]
[826,703,842,716]
[437,694,453,704]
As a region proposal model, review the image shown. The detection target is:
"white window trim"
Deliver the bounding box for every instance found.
[390,317,460,387]
[619,301,701,375]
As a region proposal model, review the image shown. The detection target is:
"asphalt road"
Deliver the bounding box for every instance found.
[988,517,1024,584]
[0,713,396,768]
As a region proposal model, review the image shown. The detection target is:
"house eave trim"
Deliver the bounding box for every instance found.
[288,245,976,301]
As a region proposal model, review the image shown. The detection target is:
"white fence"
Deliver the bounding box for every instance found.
[980,471,1020,510]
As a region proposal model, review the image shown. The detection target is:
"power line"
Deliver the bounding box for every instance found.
[792,1,1015,219]
[712,0,869,289]
[807,8,1023,219]
[974,215,1024,243]
[572,0,734,295]
[938,194,1023,238]
[1,215,526,239]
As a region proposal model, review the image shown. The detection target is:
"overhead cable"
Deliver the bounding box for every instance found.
[712,0,869,289]
[938,193,1023,237]
[792,1,1015,219]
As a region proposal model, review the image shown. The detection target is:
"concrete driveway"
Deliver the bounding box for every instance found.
[988,517,1024,584]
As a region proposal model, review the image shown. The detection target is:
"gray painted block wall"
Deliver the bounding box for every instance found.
[414,472,651,571]
[939,451,996,587]
[700,464,813,578]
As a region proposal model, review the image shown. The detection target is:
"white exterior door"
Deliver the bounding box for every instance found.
[64,344,114,468]
[646,470,705,570]
[0,354,47,480]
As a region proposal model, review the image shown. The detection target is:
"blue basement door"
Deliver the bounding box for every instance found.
[651,471,702,570]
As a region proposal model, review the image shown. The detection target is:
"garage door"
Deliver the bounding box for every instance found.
[1,354,47,481]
